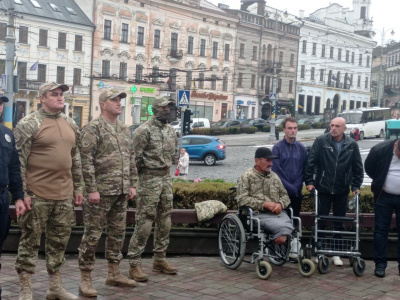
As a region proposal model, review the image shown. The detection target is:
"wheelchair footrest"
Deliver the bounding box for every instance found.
[317,215,355,222]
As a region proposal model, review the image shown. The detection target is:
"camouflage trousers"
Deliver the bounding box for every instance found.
[78,194,128,271]
[128,172,173,265]
[15,194,75,274]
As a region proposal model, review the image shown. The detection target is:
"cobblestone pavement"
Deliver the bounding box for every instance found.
[1,254,400,299]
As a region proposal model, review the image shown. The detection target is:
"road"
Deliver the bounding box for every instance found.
[174,130,383,186]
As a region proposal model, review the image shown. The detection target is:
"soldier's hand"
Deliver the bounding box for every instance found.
[15,199,26,216]
[88,192,100,204]
[306,185,315,192]
[23,197,32,211]
[271,203,282,214]
[128,187,137,199]
[353,189,360,195]
[74,194,84,206]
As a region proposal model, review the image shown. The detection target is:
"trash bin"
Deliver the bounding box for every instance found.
[275,130,279,140]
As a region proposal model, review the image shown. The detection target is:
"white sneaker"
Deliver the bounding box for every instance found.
[332,256,343,266]
[289,238,299,260]
[315,257,319,264]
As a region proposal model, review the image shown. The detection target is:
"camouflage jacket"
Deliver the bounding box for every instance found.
[79,115,138,195]
[237,168,290,213]
[14,108,83,198]
[133,116,178,172]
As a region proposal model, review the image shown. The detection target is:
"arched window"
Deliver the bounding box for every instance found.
[267,44,272,61]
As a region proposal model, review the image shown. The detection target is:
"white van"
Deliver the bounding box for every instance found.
[191,118,210,130]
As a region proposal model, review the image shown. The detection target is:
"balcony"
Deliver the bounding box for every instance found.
[19,79,44,90]
[167,49,183,62]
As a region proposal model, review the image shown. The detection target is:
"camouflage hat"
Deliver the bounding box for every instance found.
[195,200,227,222]
[99,89,127,103]
[152,97,170,108]
[39,82,69,95]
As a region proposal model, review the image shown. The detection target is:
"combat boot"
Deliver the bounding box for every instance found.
[129,264,148,282]
[19,272,33,300]
[105,263,136,287]
[79,270,97,297]
[152,259,178,274]
[46,270,78,300]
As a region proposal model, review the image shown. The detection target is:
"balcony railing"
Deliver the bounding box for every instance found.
[167,49,183,60]
[19,79,44,90]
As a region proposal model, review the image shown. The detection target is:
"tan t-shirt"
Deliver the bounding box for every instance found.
[26,117,76,200]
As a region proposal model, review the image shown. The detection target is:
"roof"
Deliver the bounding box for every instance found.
[6,0,94,28]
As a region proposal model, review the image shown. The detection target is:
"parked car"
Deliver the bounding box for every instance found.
[309,115,324,124]
[211,119,241,128]
[297,118,312,125]
[240,118,267,131]
[269,118,285,127]
[180,135,226,166]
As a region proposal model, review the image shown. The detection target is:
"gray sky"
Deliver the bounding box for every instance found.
[209,0,400,44]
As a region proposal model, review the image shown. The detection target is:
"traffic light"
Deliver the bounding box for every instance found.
[176,107,181,119]
[182,109,193,135]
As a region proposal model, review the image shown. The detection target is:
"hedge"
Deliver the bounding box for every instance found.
[312,122,324,129]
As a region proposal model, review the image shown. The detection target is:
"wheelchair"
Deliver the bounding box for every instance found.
[218,187,315,280]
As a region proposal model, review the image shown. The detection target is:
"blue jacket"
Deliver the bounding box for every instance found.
[0,124,23,200]
[272,138,307,198]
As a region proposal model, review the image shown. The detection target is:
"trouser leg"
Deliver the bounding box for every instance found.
[288,195,303,228]
[0,192,10,256]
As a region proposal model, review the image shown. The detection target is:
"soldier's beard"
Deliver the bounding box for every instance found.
[154,109,169,124]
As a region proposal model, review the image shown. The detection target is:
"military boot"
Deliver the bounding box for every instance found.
[129,264,148,282]
[46,270,78,300]
[105,263,136,287]
[79,270,97,297]
[152,258,178,274]
[19,272,33,300]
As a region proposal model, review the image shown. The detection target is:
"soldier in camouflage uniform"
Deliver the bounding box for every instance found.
[127,97,178,282]
[14,82,83,300]
[77,89,137,297]
[237,147,293,245]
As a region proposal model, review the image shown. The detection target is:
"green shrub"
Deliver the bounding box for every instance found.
[229,127,241,134]
[191,128,210,135]
[262,126,271,132]
[312,122,324,129]
[241,127,257,134]
[298,124,312,130]
[210,128,229,135]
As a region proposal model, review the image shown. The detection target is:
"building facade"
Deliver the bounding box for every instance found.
[385,42,400,117]
[1,0,94,127]
[295,1,375,121]
[82,0,238,124]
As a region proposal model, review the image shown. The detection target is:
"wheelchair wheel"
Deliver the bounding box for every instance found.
[218,214,246,269]
[349,256,355,267]
[267,239,289,266]
[317,256,329,274]
[353,258,366,277]
[256,260,272,280]
[298,259,315,277]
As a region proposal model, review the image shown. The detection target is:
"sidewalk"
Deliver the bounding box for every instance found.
[1,254,400,299]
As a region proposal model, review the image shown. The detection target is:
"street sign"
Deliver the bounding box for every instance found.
[269,93,277,101]
[177,90,190,107]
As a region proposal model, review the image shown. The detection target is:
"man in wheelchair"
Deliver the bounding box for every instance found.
[236,147,293,246]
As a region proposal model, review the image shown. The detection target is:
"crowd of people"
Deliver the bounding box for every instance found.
[0,82,399,299]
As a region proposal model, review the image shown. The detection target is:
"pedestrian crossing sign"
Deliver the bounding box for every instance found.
[269,93,277,101]
[178,90,190,107]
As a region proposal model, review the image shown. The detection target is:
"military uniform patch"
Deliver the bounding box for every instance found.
[5,133,11,143]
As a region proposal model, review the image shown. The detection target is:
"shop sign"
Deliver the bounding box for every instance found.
[236,100,244,105]
[97,81,125,91]
[191,91,228,101]
[140,87,155,93]
[247,101,257,105]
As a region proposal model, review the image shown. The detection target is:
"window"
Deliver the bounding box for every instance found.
[302,40,307,53]
[119,63,127,79]
[137,26,144,46]
[171,33,178,52]
[351,52,355,63]
[38,64,46,82]
[39,29,48,47]
[365,76,369,89]
[350,74,353,86]
[102,60,110,78]
[121,23,128,42]
[30,0,41,8]
[0,23,7,41]
[320,69,324,82]
[290,54,294,67]
[15,0,23,4]
[135,65,143,81]
[104,20,112,40]
[215,21,219,25]
[265,76,270,93]
[169,68,176,90]
[312,43,316,55]
[279,51,283,63]
[49,3,60,12]
[65,7,76,15]
[56,66,65,84]
[185,71,192,89]
[239,43,245,58]
[252,46,257,60]
[0,60,4,75]
[154,30,160,48]
[188,36,194,54]
[321,45,325,57]
[366,55,370,67]
[211,75,217,90]
[357,75,361,87]
[277,78,282,93]
[73,68,81,85]
[261,75,264,90]
[199,72,204,89]
[300,65,305,78]
[251,74,256,89]
[212,42,218,58]
[359,54,362,66]
[57,32,66,49]
[289,80,293,93]
[75,35,83,51]
[330,46,334,59]
[338,48,342,60]
[346,50,350,62]
[310,67,315,80]
[200,39,206,56]
[17,62,27,80]
[238,73,243,87]
[360,6,366,19]
[224,44,230,61]
[152,66,159,83]
[222,75,228,92]
[328,70,332,85]
[19,26,28,44]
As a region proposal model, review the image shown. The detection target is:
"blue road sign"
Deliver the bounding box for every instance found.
[178,90,190,107]
[269,93,277,101]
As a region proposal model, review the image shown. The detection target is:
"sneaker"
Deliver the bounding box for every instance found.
[289,238,299,261]
[332,256,343,266]
[315,257,319,264]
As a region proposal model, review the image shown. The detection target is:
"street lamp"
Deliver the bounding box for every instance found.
[371,28,395,107]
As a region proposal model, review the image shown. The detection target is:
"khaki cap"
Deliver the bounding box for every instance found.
[99,89,127,103]
[152,97,170,108]
[39,82,69,95]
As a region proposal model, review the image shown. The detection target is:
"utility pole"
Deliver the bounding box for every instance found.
[3,0,15,129]
[268,11,279,142]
